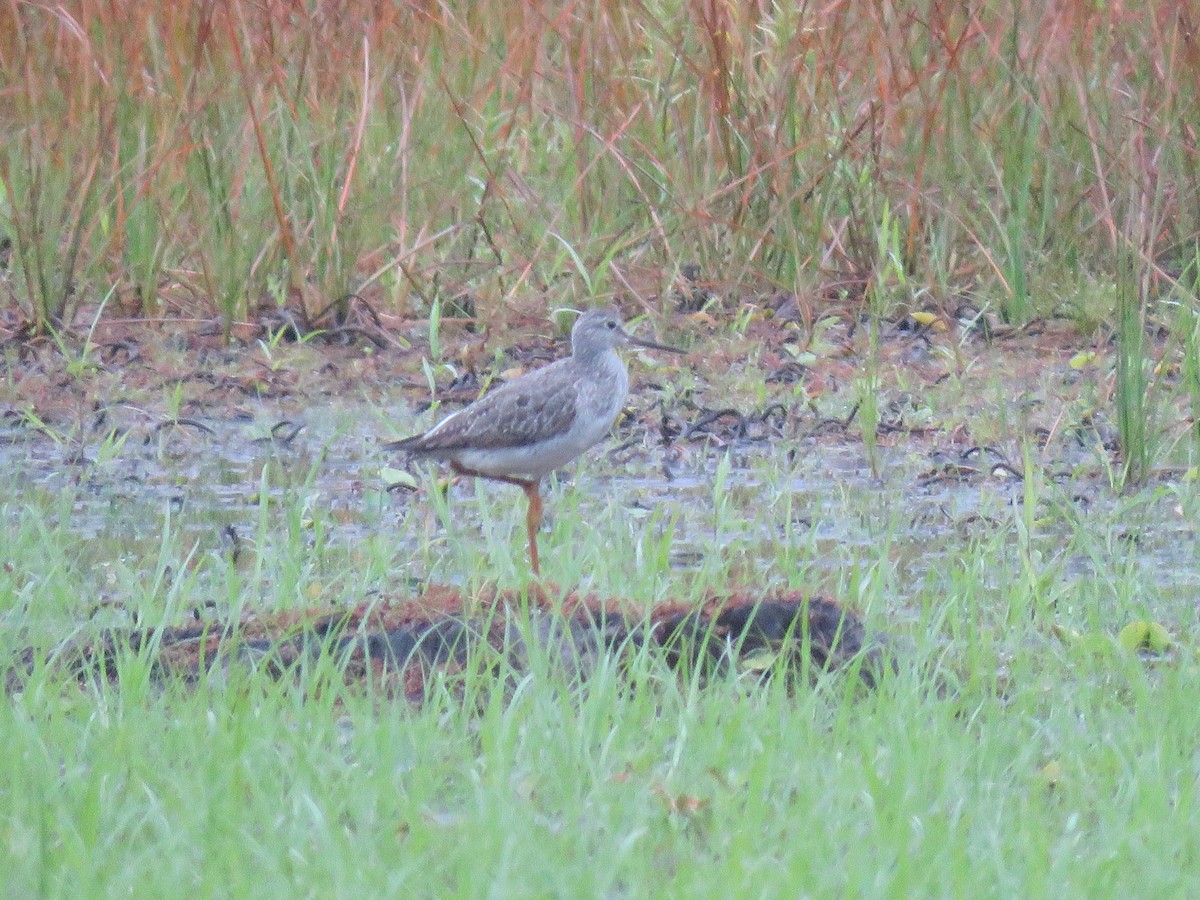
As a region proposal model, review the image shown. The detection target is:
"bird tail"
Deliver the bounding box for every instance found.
[382,435,423,452]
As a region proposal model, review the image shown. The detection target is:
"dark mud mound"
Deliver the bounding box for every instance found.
[10,589,888,701]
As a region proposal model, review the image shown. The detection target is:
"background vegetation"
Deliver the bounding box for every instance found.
[2,0,1197,333]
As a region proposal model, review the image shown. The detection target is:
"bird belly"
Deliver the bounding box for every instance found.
[454,434,583,481]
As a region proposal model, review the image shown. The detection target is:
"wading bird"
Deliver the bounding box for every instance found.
[386,308,682,575]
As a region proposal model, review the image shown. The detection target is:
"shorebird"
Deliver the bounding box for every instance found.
[386,307,682,575]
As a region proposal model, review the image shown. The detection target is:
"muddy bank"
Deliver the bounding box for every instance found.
[4,307,1198,612]
[8,588,887,701]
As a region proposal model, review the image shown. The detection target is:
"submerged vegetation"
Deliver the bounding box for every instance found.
[3,0,1200,895]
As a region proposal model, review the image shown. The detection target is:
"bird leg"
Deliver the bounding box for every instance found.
[520,481,543,576]
[449,464,543,576]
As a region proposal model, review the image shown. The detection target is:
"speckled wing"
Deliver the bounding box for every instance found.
[387,363,578,455]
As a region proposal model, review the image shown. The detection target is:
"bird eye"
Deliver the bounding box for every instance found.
[606,320,617,329]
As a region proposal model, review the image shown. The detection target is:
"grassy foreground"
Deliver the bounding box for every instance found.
[3,436,1200,896]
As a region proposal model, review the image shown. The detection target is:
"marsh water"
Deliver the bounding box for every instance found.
[4,390,1198,621]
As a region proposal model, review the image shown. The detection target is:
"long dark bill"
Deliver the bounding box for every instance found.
[627,334,685,354]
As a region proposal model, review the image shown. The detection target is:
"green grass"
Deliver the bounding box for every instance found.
[7,641,1198,897]
[3,423,1200,895]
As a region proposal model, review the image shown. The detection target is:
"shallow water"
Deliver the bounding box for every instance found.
[3,392,1198,609]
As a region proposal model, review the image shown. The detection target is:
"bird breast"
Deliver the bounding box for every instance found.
[574,350,630,448]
